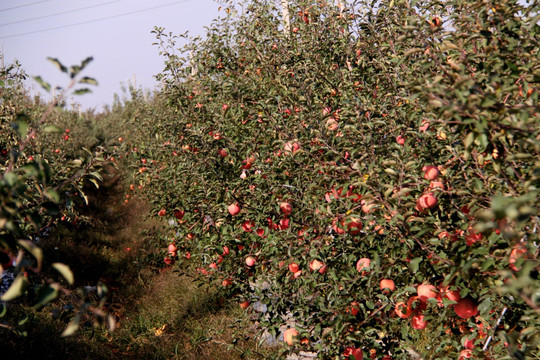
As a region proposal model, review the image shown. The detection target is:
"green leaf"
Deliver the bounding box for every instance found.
[52,263,74,285]
[47,57,68,73]
[79,76,98,86]
[33,76,51,92]
[43,125,63,133]
[12,114,29,139]
[44,188,60,203]
[464,132,475,148]
[79,56,93,71]
[409,257,422,273]
[0,273,29,301]
[478,297,492,314]
[73,88,92,95]
[34,283,59,308]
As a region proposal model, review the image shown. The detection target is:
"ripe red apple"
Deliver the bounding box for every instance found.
[168,243,177,254]
[380,279,396,292]
[429,180,445,190]
[349,301,360,316]
[356,258,371,273]
[441,286,461,302]
[343,347,363,360]
[228,203,241,216]
[396,135,405,145]
[309,259,324,272]
[280,202,293,215]
[395,301,413,319]
[417,284,439,302]
[509,245,527,271]
[158,209,167,217]
[279,218,290,230]
[239,300,250,310]
[174,209,185,220]
[416,193,438,211]
[242,220,255,232]
[218,148,228,158]
[288,262,300,273]
[223,245,231,256]
[423,165,440,180]
[326,117,339,131]
[411,314,427,329]
[284,142,300,154]
[347,218,363,235]
[163,257,174,265]
[245,256,256,267]
[283,328,298,345]
[454,298,478,319]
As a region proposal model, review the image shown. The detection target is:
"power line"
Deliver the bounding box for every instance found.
[0,0,195,40]
[0,0,51,13]
[0,0,126,27]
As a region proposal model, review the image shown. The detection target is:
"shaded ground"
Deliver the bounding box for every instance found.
[1,169,273,359]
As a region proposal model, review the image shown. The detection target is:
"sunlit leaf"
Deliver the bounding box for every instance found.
[52,263,74,285]
[0,273,29,301]
[61,314,80,337]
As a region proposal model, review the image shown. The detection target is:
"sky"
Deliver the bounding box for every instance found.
[0,0,223,112]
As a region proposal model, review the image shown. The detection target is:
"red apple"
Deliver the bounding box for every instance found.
[218,148,228,158]
[280,202,293,215]
[356,258,371,273]
[423,165,440,180]
[245,256,256,267]
[283,328,298,345]
[411,314,427,329]
[454,298,478,319]
[309,259,324,272]
[288,262,300,273]
[417,284,439,302]
[380,279,396,292]
[228,203,241,216]
[343,347,363,360]
[174,209,185,220]
[239,300,250,310]
[168,243,177,254]
[416,193,438,211]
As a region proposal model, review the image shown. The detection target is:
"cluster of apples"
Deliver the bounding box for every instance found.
[416,165,443,212]
[394,283,478,331]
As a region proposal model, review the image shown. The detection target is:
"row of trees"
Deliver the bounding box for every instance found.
[1,57,117,336]
[117,0,538,359]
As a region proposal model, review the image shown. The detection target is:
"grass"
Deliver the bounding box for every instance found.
[0,168,277,359]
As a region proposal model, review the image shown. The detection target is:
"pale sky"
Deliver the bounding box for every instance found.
[0,0,222,111]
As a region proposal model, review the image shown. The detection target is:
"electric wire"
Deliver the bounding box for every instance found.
[0,0,195,40]
[0,0,126,28]
[0,0,51,13]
